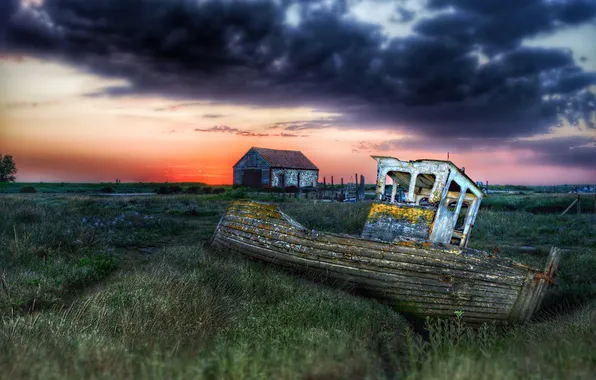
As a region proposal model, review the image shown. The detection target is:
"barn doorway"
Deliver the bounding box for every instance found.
[242,169,262,188]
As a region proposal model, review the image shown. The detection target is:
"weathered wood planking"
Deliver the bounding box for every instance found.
[211,200,560,324]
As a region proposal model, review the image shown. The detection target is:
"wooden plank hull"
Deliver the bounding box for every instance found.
[211,200,560,324]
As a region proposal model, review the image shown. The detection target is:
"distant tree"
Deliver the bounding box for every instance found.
[0,154,17,182]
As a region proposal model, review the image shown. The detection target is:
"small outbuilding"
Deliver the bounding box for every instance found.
[233,147,319,189]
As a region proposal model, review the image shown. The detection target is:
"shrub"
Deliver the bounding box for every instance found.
[157,185,183,195]
[202,186,213,194]
[226,188,247,199]
[19,186,37,193]
[212,187,225,194]
[101,187,114,193]
[185,186,202,194]
[263,186,284,193]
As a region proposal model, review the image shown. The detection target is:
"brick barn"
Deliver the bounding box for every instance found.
[233,147,319,189]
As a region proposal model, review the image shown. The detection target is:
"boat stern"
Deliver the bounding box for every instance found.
[507,247,561,323]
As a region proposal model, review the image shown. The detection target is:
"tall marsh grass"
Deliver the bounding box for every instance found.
[1,194,595,379]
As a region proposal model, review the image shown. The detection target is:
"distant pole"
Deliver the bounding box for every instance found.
[331,176,334,188]
[360,175,365,200]
[323,177,326,188]
[447,152,449,160]
[577,194,581,214]
[341,177,344,187]
[355,173,358,185]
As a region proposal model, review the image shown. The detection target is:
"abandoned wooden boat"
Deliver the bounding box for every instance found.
[211,156,560,325]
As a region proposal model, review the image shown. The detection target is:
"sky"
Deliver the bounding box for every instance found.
[0,0,595,185]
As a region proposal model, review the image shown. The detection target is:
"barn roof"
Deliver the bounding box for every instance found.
[240,147,318,170]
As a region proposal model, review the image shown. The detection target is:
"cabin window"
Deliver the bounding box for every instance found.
[445,181,462,211]
[248,153,257,167]
[386,171,411,202]
[448,180,462,193]
[415,173,436,205]
[455,202,469,229]
[415,173,436,189]
[456,189,476,229]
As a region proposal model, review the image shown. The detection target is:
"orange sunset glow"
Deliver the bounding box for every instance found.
[1,1,595,185]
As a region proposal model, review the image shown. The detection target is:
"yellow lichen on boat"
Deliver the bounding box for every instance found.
[366,203,435,225]
[395,240,432,250]
[233,201,282,219]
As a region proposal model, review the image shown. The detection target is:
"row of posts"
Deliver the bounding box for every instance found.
[560,193,596,216]
[321,174,365,200]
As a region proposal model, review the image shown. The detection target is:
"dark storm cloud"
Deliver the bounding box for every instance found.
[0,0,17,45]
[2,0,595,150]
[357,136,503,153]
[544,67,596,94]
[512,136,596,168]
[358,135,596,169]
[424,0,596,53]
[517,139,596,169]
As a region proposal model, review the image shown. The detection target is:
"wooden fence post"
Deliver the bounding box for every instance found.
[577,194,581,214]
[360,175,365,200]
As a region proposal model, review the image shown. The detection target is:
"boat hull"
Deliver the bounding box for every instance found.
[211,200,559,325]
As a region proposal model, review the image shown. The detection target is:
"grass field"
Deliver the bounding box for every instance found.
[1,192,595,379]
[0,182,224,194]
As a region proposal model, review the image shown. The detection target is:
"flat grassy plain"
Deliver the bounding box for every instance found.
[0,182,207,194]
[1,192,595,379]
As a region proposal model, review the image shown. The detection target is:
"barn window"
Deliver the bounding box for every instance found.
[248,153,256,167]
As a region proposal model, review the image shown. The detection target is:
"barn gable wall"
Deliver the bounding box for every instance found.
[233,150,271,186]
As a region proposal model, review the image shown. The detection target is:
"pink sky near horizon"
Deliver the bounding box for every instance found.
[1,56,595,186]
